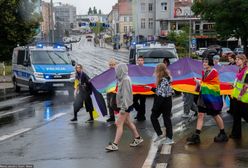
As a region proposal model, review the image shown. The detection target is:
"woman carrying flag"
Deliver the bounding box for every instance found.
[186,55,228,144]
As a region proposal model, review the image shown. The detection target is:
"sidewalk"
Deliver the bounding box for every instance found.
[0,75,13,89]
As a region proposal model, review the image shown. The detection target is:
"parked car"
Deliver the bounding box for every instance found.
[220,47,234,57]
[233,48,244,55]
[195,47,207,57]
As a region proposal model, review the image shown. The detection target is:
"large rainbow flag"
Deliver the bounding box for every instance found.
[90,58,238,116]
[170,58,238,95]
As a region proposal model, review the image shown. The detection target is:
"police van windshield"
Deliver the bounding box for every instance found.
[31,51,71,65]
[137,48,177,64]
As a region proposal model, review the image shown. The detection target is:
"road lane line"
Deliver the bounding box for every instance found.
[18,96,33,101]
[48,113,67,121]
[155,163,167,168]
[161,145,171,155]
[0,108,25,118]
[142,135,159,168]
[0,128,31,142]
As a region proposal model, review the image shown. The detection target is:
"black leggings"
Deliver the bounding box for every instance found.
[150,95,173,139]
[231,98,248,137]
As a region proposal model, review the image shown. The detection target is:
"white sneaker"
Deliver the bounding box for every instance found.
[105,143,118,151]
[153,134,166,142]
[182,114,190,118]
[163,138,175,145]
[130,137,144,147]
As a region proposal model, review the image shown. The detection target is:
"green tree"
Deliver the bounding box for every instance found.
[93,6,97,14]
[167,27,189,57]
[98,9,102,15]
[88,7,93,15]
[192,0,248,56]
[0,0,41,62]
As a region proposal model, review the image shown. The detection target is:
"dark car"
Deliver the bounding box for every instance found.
[233,48,244,55]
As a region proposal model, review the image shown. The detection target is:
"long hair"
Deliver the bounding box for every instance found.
[154,63,170,86]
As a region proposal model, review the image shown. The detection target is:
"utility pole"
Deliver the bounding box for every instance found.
[50,0,54,43]
[188,13,192,57]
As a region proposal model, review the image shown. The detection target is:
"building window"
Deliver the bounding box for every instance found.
[124,16,128,22]
[148,3,153,12]
[141,3,146,12]
[161,2,167,11]
[141,18,145,29]
[129,16,133,22]
[129,26,133,32]
[124,26,128,33]
[149,18,153,29]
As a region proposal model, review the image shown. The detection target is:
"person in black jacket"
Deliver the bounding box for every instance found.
[146,63,174,145]
[70,64,94,123]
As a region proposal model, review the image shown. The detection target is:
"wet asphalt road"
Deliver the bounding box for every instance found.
[0,36,248,168]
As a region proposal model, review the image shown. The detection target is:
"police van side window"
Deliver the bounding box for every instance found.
[17,50,25,65]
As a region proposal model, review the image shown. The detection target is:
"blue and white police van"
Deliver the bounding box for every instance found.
[12,43,76,96]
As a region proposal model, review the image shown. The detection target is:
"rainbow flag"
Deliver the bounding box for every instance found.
[200,69,223,111]
[170,58,238,95]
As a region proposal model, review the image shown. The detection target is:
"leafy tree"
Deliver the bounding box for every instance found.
[88,7,93,15]
[93,6,97,14]
[192,0,248,56]
[167,26,189,57]
[0,0,41,62]
[98,9,102,15]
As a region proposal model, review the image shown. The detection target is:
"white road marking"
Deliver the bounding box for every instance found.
[48,113,67,121]
[156,163,168,168]
[173,96,183,102]
[142,135,159,168]
[161,145,172,155]
[172,102,183,111]
[18,96,33,101]
[0,128,31,142]
[0,108,25,118]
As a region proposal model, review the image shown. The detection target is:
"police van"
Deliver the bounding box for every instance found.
[12,43,76,96]
[129,42,178,66]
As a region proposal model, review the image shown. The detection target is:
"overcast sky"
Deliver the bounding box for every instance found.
[44,0,118,15]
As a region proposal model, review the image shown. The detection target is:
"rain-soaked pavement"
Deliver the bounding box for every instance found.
[0,36,248,168]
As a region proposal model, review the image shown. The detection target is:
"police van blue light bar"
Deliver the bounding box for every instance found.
[36,43,43,48]
[53,44,64,49]
[45,75,50,79]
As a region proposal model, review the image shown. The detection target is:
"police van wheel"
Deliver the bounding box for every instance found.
[13,78,20,92]
[29,80,37,95]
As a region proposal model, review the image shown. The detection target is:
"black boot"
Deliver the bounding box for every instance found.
[70,111,78,121]
[186,133,200,144]
[214,133,228,142]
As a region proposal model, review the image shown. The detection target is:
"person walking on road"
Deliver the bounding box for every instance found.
[106,58,117,122]
[186,55,228,144]
[146,63,174,145]
[70,64,94,123]
[133,56,147,121]
[105,63,143,151]
[230,54,248,139]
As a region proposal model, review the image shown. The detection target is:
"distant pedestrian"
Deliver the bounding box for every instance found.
[133,56,147,121]
[70,64,94,123]
[105,63,143,151]
[186,55,228,144]
[106,58,118,122]
[146,63,174,145]
[230,54,248,139]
